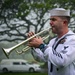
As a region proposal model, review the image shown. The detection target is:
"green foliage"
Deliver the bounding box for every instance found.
[0,0,75,42]
[1,0,75,20]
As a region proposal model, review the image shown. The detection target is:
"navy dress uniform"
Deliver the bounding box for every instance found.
[31,8,75,75]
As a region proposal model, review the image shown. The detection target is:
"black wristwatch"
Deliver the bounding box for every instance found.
[39,43,45,50]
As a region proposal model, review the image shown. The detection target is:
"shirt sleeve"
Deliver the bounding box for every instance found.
[44,37,75,68]
[31,38,56,62]
[31,48,47,62]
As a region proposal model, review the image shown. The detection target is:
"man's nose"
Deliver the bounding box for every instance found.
[50,21,53,26]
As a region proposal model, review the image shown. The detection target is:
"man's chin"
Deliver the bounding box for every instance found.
[52,29,56,34]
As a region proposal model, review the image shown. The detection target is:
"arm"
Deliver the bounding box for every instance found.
[30,38,55,63]
[27,32,48,62]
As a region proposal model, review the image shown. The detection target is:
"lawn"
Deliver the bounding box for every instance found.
[0,72,48,75]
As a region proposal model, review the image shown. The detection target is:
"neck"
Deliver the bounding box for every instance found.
[57,29,69,38]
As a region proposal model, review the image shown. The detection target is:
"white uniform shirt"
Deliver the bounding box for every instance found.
[31,30,75,75]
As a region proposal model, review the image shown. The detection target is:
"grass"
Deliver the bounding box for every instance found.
[0,72,48,75]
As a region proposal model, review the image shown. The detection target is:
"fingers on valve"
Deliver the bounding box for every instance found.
[27,32,34,37]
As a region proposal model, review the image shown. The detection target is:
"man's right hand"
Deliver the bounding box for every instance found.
[27,32,43,48]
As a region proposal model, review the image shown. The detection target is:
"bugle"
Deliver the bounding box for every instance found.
[2,27,51,58]
[16,35,50,54]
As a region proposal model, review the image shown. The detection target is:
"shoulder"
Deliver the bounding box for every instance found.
[66,30,75,39]
[65,30,75,43]
[66,35,75,42]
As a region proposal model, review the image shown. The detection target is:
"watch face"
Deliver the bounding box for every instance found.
[39,44,45,49]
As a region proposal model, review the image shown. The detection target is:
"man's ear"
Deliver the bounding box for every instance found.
[63,20,68,24]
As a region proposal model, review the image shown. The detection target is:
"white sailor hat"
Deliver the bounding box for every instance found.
[50,8,70,17]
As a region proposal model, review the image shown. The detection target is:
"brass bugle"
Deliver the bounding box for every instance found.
[16,35,50,54]
[2,27,51,58]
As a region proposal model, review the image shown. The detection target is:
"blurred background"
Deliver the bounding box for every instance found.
[0,0,75,73]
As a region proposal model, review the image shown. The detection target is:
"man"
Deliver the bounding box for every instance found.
[27,8,75,75]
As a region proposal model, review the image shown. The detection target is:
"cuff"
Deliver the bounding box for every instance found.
[39,44,48,52]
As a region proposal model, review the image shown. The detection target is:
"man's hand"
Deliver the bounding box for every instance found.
[27,32,43,48]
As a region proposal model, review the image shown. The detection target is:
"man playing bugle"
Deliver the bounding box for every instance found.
[27,8,75,75]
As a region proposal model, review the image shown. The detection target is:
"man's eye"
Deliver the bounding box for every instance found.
[50,18,57,21]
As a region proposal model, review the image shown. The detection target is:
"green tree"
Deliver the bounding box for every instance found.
[0,0,75,42]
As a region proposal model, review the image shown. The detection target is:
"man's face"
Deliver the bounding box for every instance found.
[50,16,64,34]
